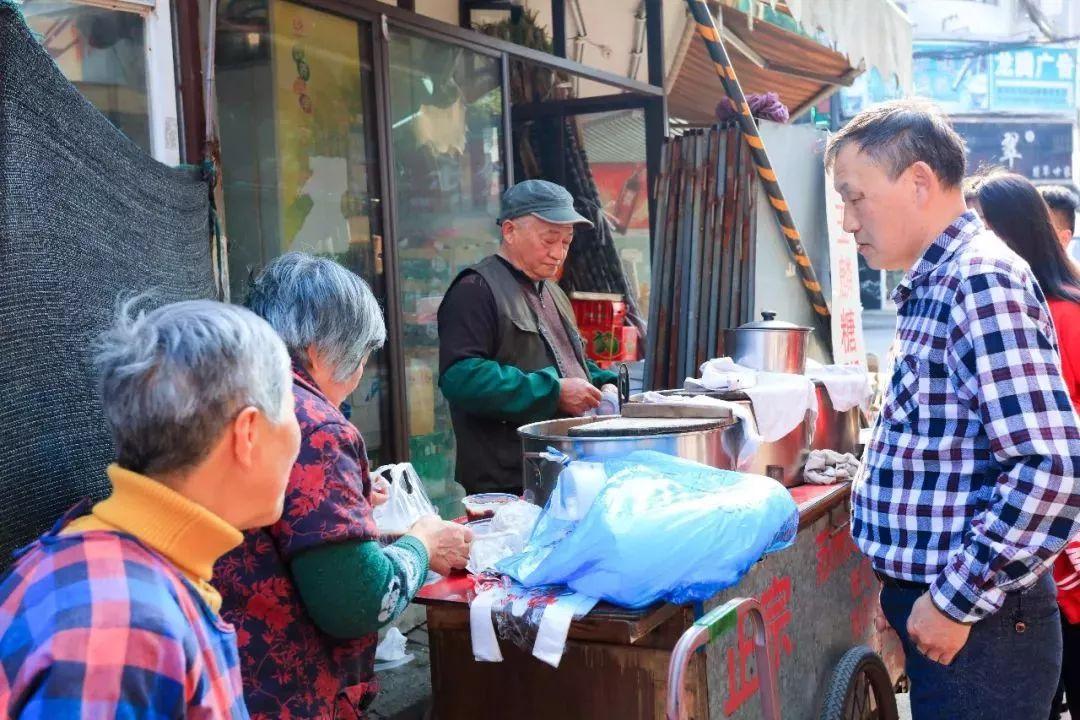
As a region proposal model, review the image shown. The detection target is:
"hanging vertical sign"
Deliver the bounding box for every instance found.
[824,170,866,366]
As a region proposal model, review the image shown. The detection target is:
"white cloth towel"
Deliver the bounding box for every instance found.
[803,449,861,485]
[684,357,757,393]
[744,372,818,443]
[682,358,817,443]
[805,359,872,412]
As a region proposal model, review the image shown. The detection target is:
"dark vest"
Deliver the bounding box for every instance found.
[446,255,588,494]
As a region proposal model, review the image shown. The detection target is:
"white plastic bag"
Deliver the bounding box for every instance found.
[374,627,415,671]
[466,501,541,574]
[371,463,438,534]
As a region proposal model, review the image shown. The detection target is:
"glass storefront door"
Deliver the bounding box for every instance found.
[386,31,504,514]
[216,0,391,465]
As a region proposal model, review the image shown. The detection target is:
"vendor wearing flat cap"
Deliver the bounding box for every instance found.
[438,179,618,495]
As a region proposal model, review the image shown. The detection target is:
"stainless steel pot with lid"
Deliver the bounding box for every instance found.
[518,415,745,506]
[722,311,813,374]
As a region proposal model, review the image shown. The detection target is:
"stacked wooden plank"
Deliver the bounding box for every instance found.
[644,123,758,390]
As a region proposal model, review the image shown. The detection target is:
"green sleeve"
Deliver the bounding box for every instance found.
[290,535,429,639]
[587,360,619,387]
[439,357,561,424]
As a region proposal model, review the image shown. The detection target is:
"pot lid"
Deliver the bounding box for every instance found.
[735,311,813,332]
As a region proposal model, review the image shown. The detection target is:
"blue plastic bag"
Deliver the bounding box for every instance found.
[497,451,798,608]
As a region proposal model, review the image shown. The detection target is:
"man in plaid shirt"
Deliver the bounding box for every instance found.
[829,100,1080,719]
[0,300,301,718]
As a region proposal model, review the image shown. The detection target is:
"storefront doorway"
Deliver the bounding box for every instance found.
[216,1,395,472]
[213,0,662,514]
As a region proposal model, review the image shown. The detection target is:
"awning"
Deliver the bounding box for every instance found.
[667,4,860,124]
[774,0,913,93]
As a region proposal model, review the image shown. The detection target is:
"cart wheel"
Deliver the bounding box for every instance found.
[819,646,898,720]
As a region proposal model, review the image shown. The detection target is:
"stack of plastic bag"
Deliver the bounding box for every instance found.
[497,451,798,609]
[470,578,598,669]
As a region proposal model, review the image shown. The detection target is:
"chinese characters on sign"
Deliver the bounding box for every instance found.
[910,43,1076,113]
[724,575,795,716]
[815,524,855,586]
[824,168,866,365]
[992,46,1075,112]
[954,122,1073,182]
[1000,131,1022,169]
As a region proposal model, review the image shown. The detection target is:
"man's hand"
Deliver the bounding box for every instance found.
[907,592,971,665]
[558,378,602,416]
[407,516,474,576]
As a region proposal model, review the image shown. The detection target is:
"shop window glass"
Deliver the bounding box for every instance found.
[578,109,652,322]
[216,0,391,465]
[387,30,504,515]
[857,255,882,311]
[22,1,150,153]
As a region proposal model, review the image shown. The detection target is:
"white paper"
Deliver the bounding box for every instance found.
[824,168,868,366]
[469,588,504,663]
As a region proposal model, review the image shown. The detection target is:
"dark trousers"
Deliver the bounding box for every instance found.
[1051,614,1080,717]
[881,572,1061,720]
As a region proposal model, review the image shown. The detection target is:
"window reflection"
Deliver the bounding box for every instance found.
[216,0,390,464]
[388,31,504,515]
[22,2,150,152]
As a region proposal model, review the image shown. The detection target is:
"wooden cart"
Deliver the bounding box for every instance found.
[415,484,905,719]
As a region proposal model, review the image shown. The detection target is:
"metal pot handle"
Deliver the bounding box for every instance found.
[521,447,571,505]
[522,448,570,466]
[617,363,630,409]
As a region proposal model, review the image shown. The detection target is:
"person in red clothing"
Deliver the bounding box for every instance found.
[975,172,1080,718]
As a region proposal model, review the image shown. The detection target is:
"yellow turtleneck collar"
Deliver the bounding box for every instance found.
[63,464,243,613]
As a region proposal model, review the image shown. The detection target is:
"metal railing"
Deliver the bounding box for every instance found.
[666,597,781,720]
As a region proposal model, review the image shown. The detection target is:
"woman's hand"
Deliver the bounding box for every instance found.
[407,516,474,576]
[370,477,390,508]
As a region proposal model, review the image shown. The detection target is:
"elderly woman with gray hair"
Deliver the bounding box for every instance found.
[0,299,300,717]
[217,252,472,720]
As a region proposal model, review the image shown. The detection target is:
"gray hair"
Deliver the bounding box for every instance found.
[245,253,386,382]
[94,298,293,476]
[824,99,967,189]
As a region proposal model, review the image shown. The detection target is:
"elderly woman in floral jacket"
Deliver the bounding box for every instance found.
[217,253,472,719]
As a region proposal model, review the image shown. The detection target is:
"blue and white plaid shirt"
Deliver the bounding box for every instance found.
[852,210,1080,624]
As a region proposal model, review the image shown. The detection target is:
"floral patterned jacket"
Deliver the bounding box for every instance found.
[218,364,379,719]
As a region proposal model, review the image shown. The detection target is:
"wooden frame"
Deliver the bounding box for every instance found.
[39,0,180,164]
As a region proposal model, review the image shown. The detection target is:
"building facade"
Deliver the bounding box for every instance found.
[844,0,1079,354]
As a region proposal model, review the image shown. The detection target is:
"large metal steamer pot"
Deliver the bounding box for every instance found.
[812,382,862,456]
[518,416,744,507]
[734,382,861,486]
[628,383,862,488]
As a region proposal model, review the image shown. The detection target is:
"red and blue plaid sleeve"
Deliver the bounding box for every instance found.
[930,266,1080,623]
[1,534,247,719]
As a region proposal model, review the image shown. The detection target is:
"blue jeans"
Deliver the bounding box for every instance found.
[881,572,1061,720]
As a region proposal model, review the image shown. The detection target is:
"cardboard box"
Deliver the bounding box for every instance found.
[580,325,639,364]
